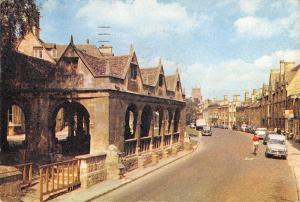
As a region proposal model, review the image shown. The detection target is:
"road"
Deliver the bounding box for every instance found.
[94,128,299,202]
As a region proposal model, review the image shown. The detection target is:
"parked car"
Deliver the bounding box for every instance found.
[202,126,212,136]
[255,128,267,139]
[265,134,287,159]
[241,124,247,132]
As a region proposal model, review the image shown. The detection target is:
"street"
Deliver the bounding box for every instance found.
[94,128,298,202]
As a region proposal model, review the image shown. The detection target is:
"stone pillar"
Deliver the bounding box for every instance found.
[76,111,83,136]
[150,112,155,151]
[0,102,9,152]
[135,110,142,155]
[68,110,74,138]
[161,117,165,148]
[88,96,110,154]
[170,119,174,145]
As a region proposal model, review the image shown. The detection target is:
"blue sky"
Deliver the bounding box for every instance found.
[38,0,300,100]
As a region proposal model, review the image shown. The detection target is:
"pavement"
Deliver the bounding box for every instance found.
[44,134,201,202]
[286,140,300,200]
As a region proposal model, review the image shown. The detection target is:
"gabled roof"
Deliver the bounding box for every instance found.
[165,68,182,92]
[269,69,280,92]
[140,67,161,87]
[287,64,300,96]
[57,41,133,79]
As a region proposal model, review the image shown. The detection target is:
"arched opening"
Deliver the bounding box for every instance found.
[124,104,138,140]
[0,101,29,164]
[51,101,90,157]
[165,109,173,134]
[141,105,152,137]
[6,104,26,149]
[154,107,163,136]
[174,108,181,132]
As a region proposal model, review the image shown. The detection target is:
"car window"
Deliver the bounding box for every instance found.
[269,139,285,145]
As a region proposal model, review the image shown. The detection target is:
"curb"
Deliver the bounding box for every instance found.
[86,139,200,202]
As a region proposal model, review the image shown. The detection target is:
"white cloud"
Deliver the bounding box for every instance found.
[239,0,262,15]
[76,0,205,36]
[234,16,293,38]
[148,50,300,98]
[234,0,300,39]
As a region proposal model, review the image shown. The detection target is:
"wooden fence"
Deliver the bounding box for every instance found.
[15,162,33,188]
[39,159,80,201]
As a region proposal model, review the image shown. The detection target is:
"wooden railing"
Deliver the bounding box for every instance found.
[152,136,162,149]
[39,159,80,202]
[140,136,151,152]
[164,134,172,146]
[124,138,137,156]
[15,162,33,188]
[172,132,180,143]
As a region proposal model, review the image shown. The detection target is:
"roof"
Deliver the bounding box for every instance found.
[269,69,280,92]
[140,67,160,86]
[165,75,177,91]
[79,50,131,78]
[44,43,102,59]
[287,65,300,96]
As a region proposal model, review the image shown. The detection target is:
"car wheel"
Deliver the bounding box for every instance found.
[282,156,287,160]
[265,153,269,158]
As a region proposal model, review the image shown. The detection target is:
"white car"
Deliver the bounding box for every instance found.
[255,128,267,139]
[241,124,247,132]
[265,135,287,159]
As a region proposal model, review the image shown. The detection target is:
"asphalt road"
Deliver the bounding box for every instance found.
[94,128,299,202]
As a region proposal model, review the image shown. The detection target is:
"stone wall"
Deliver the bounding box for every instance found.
[0,166,22,201]
[76,152,107,188]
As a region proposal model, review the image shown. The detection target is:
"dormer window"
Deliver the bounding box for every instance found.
[159,74,164,87]
[33,47,42,58]
[130,64,137,80]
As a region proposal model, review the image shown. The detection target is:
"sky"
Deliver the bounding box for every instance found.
[38,0,300,99]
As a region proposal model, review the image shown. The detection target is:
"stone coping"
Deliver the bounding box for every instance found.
[0,166,22,184]
[75,152,107,160]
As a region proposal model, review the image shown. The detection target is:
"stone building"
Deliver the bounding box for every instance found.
[1,26,186,174]
[203,96,229,127]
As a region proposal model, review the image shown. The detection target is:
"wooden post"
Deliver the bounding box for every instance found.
[39,168,43,202]
[45,167,49,193]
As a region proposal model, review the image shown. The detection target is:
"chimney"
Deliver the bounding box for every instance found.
[86,39,90,44]
[99,44,113,56]
[224,95,228,101]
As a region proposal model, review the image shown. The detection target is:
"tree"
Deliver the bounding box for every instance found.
[186,99,198,125]
[0,0,39,152]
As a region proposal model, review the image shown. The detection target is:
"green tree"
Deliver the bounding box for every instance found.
[186,99,198,125]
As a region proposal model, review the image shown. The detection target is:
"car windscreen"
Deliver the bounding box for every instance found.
[269,139,285,145]
[257,128,267,131]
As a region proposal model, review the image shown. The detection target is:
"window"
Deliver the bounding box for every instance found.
[33,47,43,58]
[159,74,163,87]
[130,64,137,80]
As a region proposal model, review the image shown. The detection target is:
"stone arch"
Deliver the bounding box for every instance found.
[124,103,138,140]
[140,105,152,137]
[1,96,31,153]
[49,100,90,156]
[164,108,173,134]
[154,106,164,136]
[173,108,181,132]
